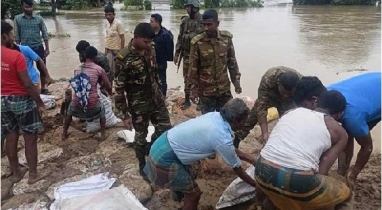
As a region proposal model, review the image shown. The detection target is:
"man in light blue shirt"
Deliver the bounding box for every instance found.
[144,98,257,210]
[13,44,52,90]
[327,72,381,183]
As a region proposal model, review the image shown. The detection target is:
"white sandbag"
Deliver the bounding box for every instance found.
[216,165,256,209]
[116,126,155,144]
[51,185,148,210]
[86,93,122,133]
[53,172,116,200]
[40,94,56,109]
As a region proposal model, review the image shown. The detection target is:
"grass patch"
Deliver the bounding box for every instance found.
[48,32,71,39]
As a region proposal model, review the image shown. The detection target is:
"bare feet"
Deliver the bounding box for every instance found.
[11,167,28,183]
[28,171,48,185]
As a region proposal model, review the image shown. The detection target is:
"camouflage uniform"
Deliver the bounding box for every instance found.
[188,31,241,114]
[175,12,204,101]
[114,39,172,170]
[233,66,303,147]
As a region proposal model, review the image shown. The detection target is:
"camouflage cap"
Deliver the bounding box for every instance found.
[184,0,200,7]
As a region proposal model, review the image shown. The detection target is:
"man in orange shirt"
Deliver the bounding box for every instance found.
[1,21,46,184]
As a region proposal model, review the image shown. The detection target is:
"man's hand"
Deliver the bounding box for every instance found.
[190,90,199,104]
[44,49,50,57]
[123,118,133,131]
[45,76,53,86]
[174,54,179,65]
[38,104,47,117]
[261,133,269,144]
[235,86,242,94]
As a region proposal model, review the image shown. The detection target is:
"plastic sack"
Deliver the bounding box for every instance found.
[216,165,256,209]
[51,185,148,210]
[40,94,56,110]
[86,93,122,133]
[116,126,155,144]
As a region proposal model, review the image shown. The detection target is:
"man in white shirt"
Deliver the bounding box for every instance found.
[144,98,257,210]
[255,90,351,210]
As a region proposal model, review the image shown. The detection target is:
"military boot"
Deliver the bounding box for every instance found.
[134,143,150,181]
[180,94,191,110]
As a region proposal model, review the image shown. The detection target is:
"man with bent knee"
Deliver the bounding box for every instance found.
[144,98,257,210]
[256,90,351,210]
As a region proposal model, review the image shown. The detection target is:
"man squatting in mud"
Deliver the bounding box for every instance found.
[114,23,172,178]
[188,9,242,115]
[255,89,352,210]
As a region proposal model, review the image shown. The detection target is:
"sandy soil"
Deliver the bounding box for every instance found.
[1,81,380,210]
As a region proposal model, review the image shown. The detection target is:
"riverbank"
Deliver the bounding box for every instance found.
[1,81,380,210]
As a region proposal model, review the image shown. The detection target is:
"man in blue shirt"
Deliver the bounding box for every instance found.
[144,98,257,210]
[13,44,52,91]
[327,72,381,183]
[293,73,381,185]
[149,13,174,96]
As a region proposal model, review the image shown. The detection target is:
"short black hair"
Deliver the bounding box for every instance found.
[317,90,347,115]
[21,0,34,6]
[104,6,115,13]
[151,13,162,25]
[134,23,155,39]
[293,76,327,106]
[202,9,218,21]
[279,71,300,91]
[76,40,90,53]
[85,46,98,59]
[1,20,13,36]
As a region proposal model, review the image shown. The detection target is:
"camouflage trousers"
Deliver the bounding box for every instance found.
[182,54,190,96]
[131,104,172,169]
[234,97,296,148]
[199,91,233,115]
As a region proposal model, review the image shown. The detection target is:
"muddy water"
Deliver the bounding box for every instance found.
[43,3,381,152]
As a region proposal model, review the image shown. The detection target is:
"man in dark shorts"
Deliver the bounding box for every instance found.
[14,0,51,94]
[1,21,46,184]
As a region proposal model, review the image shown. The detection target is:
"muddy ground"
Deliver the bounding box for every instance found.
[1,81,381,210]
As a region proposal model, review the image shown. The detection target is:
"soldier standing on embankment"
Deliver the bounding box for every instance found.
[174,0,204,110]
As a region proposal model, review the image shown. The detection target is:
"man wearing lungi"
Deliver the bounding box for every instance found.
[255,90,351,210]
[144,98,257,210]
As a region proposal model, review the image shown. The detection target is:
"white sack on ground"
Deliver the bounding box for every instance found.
[116,125,155,144]
[51,185,148,210]
[40,94,57,109]
[216,165,256,209]
[53,172,116,200]
[86,92,122,133]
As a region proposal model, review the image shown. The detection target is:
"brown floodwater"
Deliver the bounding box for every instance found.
[43,3,381,152]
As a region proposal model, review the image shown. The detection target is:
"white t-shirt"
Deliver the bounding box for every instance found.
[260,108,331,172]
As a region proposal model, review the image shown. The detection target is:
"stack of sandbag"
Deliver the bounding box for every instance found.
[86,92,122,133]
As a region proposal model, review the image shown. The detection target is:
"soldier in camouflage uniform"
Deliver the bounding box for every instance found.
[174,0,204,110]
[233,66,303,148]
[114,23,172,177]
[188,9,242,114]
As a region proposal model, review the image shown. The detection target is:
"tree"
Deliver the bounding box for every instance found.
[51,0,57,16]
[2,0,22,18]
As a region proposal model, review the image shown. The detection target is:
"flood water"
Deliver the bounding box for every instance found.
[43,3,381,152]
